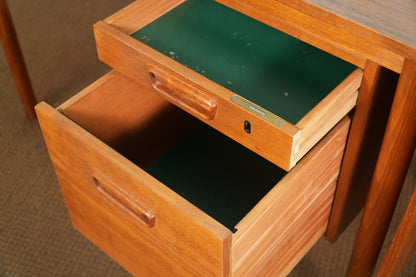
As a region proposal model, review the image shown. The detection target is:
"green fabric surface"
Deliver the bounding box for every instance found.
[146,123,286,230]
[132,0,356,124]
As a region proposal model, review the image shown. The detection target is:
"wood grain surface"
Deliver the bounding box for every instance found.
[376,186,416,277]
[59,70,199,168]
[232,117,350,276]
[104,0,185,34]
[36,72,232,277]
[346,59,416,277]
[303,0,416,49]
[94,1,360,170]
[295,69,361,163]
[36,68,352,276]
[326,60,399,241]
[0,0,36,118]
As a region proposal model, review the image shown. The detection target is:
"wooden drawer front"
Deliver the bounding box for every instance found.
[36,72,232,277]
[37,71,350,276]
[93,0,362,170]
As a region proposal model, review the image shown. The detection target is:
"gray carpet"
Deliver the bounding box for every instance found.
[1,0,415,276]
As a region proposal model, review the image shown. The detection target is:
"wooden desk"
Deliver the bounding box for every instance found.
[376,184,416,276]
[34,0,415,275]
[301,1,416,276]
[215,0,416,275]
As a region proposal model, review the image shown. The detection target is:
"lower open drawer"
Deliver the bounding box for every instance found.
[36,71,350,276]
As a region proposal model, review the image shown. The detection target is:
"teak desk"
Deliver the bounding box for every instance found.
[230,0,416,275]
[36,0,416,276]
[138,0,416,275]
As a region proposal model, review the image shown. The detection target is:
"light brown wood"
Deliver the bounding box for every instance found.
[33,0,416,276]
[94,20,298,170]
[36,69,350,276]
[104,0,185,34]
[150,68,218,121]
[300,0,416,59]
[347,58,416,277]
[326,60,399,241]
[376,186,416,277]
[294,69,361,163]
[93,2,361,170]
[0,0,36,119]
[58,70,168,143]
[232,117,350,276]
[35,100,232,277]
[92,171,156,228]
[58,70,199,168]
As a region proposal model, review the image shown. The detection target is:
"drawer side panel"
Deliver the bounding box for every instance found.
[232,117,350,276]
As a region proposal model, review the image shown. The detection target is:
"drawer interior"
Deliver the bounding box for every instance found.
[95,0,361,171]
[39,70,350,276]
[60,71,286,231]
[131,0,356,124]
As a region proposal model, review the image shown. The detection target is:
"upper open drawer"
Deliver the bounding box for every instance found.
[93,0,362,170]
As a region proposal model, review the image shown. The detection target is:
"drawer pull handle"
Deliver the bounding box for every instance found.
[150,70,217,120]
[92,173,156,228]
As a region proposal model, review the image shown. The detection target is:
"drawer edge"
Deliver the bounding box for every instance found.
[291,68,362,166]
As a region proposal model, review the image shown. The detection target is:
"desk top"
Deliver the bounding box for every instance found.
[305,0,416,50]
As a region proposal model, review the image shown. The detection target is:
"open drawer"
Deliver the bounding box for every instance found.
[93,0,362,170]
[37,71,350,276]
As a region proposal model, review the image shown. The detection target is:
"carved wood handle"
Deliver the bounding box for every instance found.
[150,70,217,120]
[92,172,156,228]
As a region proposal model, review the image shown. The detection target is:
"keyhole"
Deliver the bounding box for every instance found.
[244,120,251,134]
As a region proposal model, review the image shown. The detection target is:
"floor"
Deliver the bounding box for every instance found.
[1,0,415,276]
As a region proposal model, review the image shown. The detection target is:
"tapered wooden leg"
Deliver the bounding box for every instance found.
[376,186,416,277]
[0,0,36,119]
[346,58,416,277]
[326,60,398,242]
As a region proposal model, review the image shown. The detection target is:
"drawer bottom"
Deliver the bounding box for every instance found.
[145,123,286,230]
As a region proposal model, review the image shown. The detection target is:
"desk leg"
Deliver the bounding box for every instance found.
[326,60,398,241]
[376,186,416,277]
[346,58,416,277]
[0,0,36,119]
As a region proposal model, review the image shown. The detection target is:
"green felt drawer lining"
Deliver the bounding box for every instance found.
[131,0,356,124]
[146,123,286,230]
